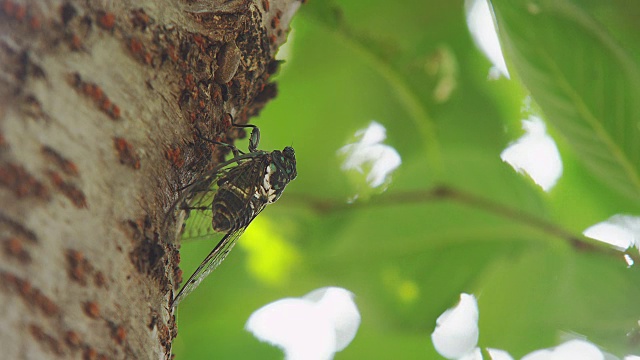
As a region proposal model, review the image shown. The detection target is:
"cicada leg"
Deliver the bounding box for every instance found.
[195,125,244,158]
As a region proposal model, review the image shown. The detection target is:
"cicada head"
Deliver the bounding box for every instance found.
[266,147,297,203]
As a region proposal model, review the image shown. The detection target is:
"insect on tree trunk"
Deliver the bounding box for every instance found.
[0,0,300,358]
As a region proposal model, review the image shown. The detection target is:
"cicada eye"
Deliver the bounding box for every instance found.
[282,146,295,161]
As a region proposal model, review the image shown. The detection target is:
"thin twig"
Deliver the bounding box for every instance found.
[283,185,639,264]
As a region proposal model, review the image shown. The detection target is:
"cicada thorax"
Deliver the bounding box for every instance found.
[209,148,297,233]
[266,147,297,201]
[210,154,270,232]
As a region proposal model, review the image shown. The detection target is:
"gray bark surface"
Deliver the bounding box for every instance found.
[0,0,299,358]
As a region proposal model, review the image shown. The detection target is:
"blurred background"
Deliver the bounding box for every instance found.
[173,0,640,358]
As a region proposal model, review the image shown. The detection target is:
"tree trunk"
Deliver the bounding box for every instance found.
[0,0,299,358]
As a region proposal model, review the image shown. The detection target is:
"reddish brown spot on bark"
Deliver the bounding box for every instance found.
[94,271,106,287]
[65,330,81,348]
[29,323,44,338]
[17,277,32,297]
[68,73,121,120]
[28,15,41,30]
[4,237,30,263]
[110,104,121,119]
[129,37,143,54]
[0,163,49,199]
[42,146,79,177]
[262,0,270,11]
[0,271,17,287]
[97,11,115,30]
[67,249,92,285]
[84,301,100,319]
[34,290,60,317]
[69,33,82,50]
[158,323,170,348]
[211,85,223,104]
[2,0,16,16]
[14,3,25,21]
[113,137,141,169]
[165,146,184,168]
[29,324,63,354]
[83,347,97,360]
[269,34,277,45]
[270,16,280,29]
[82,82,94,97]
[165,44,178,62]
[47,170,87,208]
[100,97,111,112]
[3,273,60,316]
[192,34,204,47]
[114,325,126,344]
[174,268,183,289]
[131,8,150,29]
[0,213,37,242]
[143,51,153,65]
[92,86,104,102]
[184,73,194,88]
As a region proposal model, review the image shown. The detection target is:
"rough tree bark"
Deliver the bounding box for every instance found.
[0,0,300,358]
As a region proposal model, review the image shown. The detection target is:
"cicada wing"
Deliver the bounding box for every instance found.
[171,227,245,307]
[170,203,267,307]
[168,152,271,305]
[165,155,255,242]
[179,190,217,241]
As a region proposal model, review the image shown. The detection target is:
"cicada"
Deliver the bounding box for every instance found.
[169,122,296,307]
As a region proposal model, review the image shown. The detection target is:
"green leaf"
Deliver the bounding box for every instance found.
[173,1,640,359]
[478,248,640,357]
[491,0,640,199]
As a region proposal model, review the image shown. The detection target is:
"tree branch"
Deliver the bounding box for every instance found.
[284,185,639,263]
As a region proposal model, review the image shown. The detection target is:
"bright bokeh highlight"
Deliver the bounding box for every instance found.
[465,0,510,79]
[240,217,300,285]
[500,116,562,192]
[338,121,401,195]
[583,214,640,251]
[521,339,605,360]
[488,348,515,360]
[431,293,480,359]
[246,287,361,360]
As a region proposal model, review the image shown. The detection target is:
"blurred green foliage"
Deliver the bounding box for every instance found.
[173,0,640,358]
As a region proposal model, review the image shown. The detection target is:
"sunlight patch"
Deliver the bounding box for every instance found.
[240,217,300,286]
[246,287,361,360]
[465,0,510,79]
[583,214,640,252]
[382,268,420,305]
[500,116,562,192]
[337,121,401,198]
